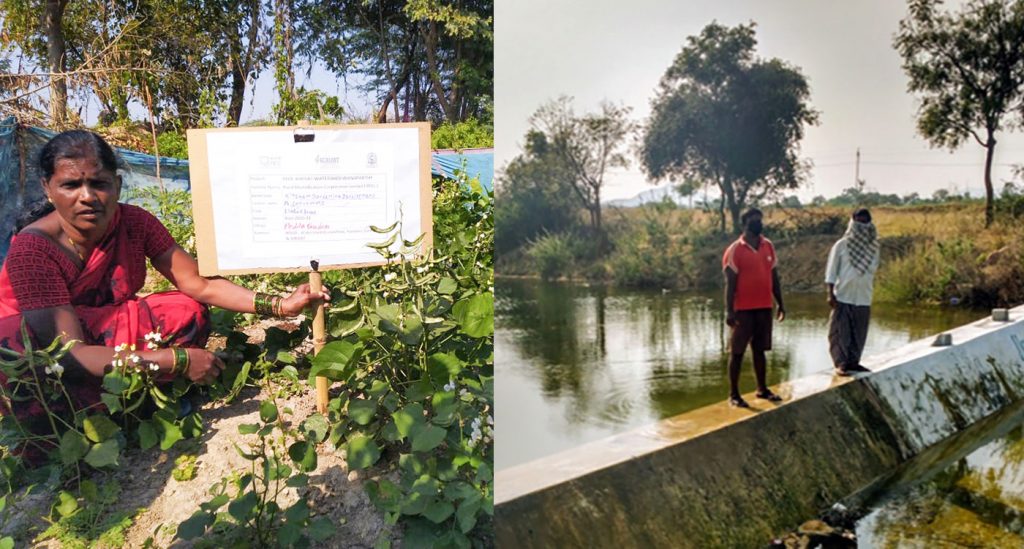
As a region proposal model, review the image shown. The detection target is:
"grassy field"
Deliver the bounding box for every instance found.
[497,201,1024,307]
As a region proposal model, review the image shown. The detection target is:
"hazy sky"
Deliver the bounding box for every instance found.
[495,0,1024,202]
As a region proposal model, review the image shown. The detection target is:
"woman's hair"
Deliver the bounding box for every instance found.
[15,130,121,232]
[39,130,119,180]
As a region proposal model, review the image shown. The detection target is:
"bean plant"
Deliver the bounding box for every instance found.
[312,172,494,547]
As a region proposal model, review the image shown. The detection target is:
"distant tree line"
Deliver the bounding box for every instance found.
[0,0,493,129]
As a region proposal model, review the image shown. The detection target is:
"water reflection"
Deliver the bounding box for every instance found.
[857,406,1024,547]
[496,278,982,470]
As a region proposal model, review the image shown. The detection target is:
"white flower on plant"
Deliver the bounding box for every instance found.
[114,343,127,353]
[130,354,141,364]
[416,265,427,274]
[113,358,123,368]
[146,342,158,350]
[149,363,160,372]
[459,388,468,398]
[443,380,456,392]
[46,363,64,377]
[384,272,397,282]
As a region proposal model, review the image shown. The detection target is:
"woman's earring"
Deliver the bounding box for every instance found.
[47,196,53,204]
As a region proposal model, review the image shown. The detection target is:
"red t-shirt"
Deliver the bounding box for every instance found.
[722,235,777,311]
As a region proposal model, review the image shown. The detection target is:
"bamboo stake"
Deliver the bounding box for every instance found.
[310,259,329,413]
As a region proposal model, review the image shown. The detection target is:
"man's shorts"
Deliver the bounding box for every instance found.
[731,308,773,353]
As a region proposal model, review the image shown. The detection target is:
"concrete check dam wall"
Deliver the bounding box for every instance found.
[495,305,1024,548]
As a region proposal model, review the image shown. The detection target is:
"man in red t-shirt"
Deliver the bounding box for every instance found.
[722,208,786,408]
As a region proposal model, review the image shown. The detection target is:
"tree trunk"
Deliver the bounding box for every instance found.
[422,21,456,121]
[45,0,68,125]
[227,60,246,126]
[227,2,261,127]
[984,132,996,227]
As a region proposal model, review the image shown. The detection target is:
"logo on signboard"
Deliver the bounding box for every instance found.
[367,152,378,168]
[315,154,340,165]
[259,155,281,167]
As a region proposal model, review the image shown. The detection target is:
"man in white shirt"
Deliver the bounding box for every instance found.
[825,208,879,376]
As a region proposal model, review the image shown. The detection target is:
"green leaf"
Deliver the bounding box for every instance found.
[102,370,130,394]
[410,424,446,453]
[411,475,441,496]
[286,473,309,488]
[177,511,214,540]
[285,499,310,523]
[59,431,89,465]
[54,490,78,517]
[308,517,336,542]
[437,277,458,295]
[154,415,183,451]
[80,479,98,502]
[431,391,458,426]
[349,399,377,425]
[302,413,329,443]
[443,482,478,502]
[392,403,425,439]
[228,491,258,522]
[398,315,424,346]
[345,435,381,470]
[138,420,158,450]
[376,303,403,333]
[83,415,121,443]
[238,423,260,435]
[428,353,464,379]
[0,536,13,549]
[423,499,455,524]
[456,493,483,533]
[260,401,279,423]
[100,393,122,413]
[288,441,318,472]
[309,341,362,382]
[278,522,301,546]
[84,439,120,468]
[452,293,493,338]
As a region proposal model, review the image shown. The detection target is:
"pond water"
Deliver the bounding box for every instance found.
[495,278,982,470]
[855,401,1024,547]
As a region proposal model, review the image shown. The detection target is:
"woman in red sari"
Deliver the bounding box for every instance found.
[0,130,327,420]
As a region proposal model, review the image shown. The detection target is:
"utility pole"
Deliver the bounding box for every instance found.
[855,147,863,192]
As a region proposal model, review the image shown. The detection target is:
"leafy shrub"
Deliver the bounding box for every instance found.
[608,206,686,288]
[155,132,189,160]
[526,231,575,280]
[876,237,980,304]
[309,172,494,547]
[432,117,494,150]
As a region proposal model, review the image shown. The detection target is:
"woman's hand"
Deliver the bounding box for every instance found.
[184,349,225,385]
[280,283,331,317]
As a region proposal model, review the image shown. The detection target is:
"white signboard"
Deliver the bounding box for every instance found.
[186,123,432,275]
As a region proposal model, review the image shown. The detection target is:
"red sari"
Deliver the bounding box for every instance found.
[0,204,209,432]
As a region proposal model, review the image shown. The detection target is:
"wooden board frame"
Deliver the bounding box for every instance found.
[186,122,433,276]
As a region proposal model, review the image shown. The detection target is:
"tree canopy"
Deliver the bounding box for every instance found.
[0,0,492,130]
[640,22,817,234]
[895,0,1024,227]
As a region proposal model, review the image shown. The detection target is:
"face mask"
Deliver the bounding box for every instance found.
[747,220,763,235]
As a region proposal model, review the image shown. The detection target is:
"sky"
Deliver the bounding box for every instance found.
[495,0,1024,202]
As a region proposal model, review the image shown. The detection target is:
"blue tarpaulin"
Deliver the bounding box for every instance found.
[431,147,494,191]
[0,117,493,261]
